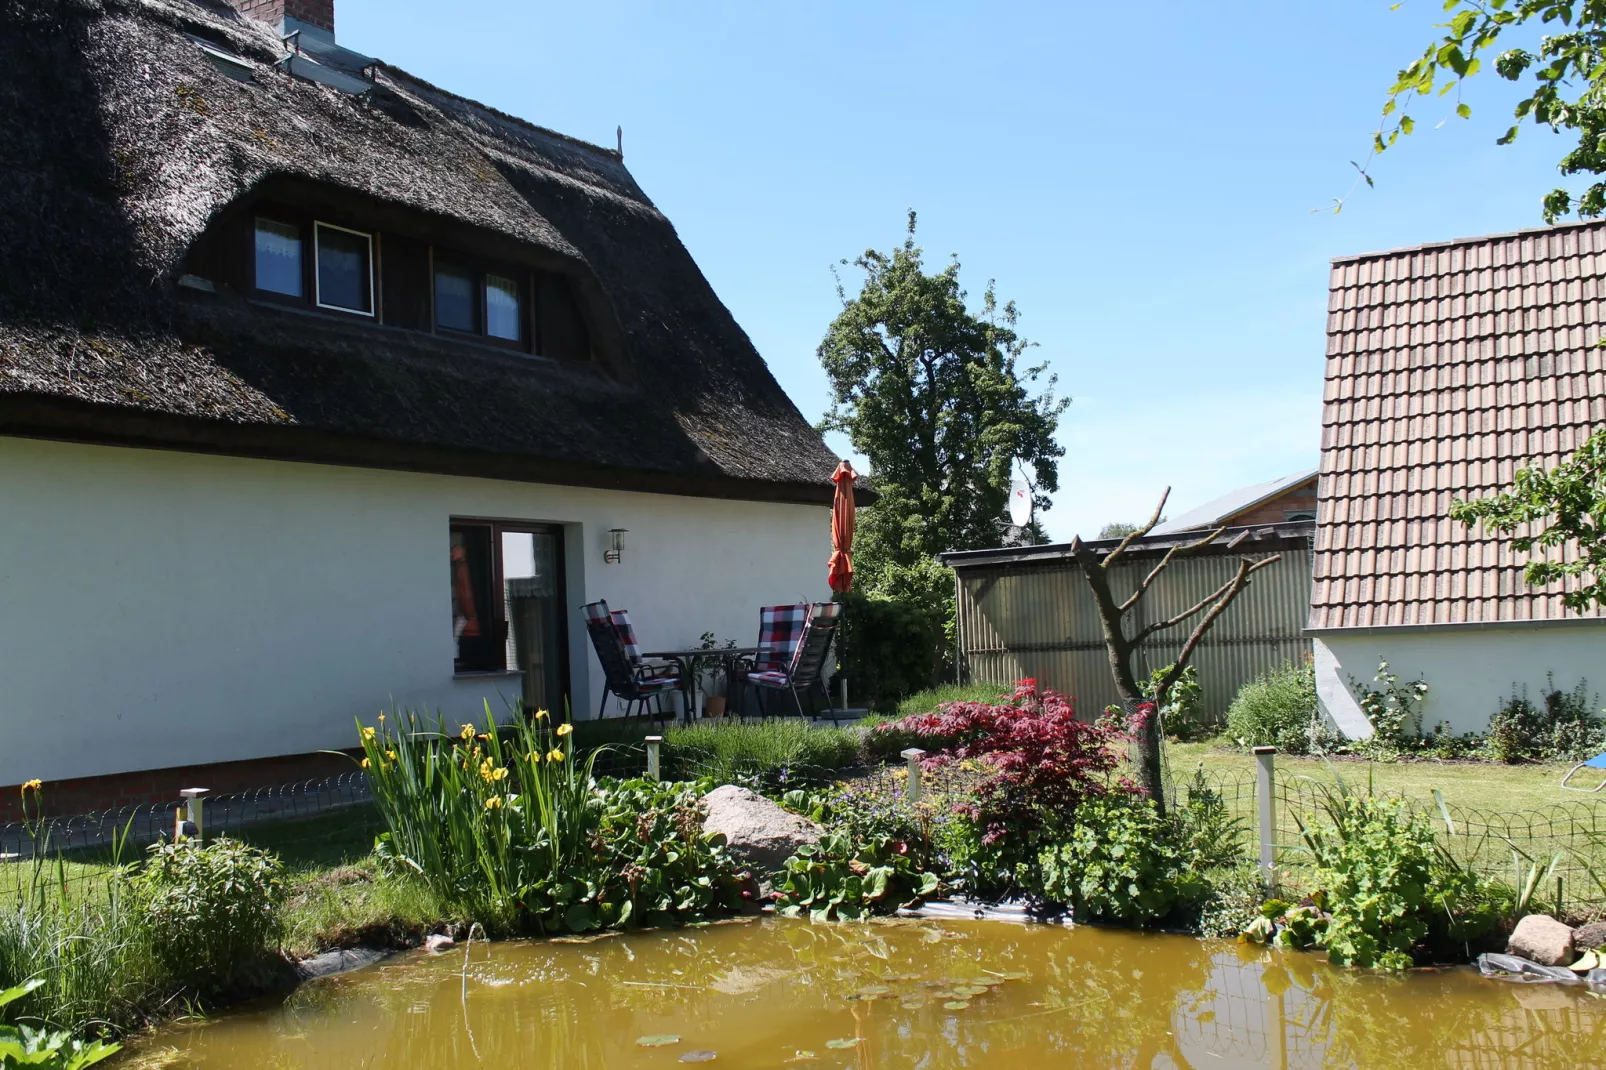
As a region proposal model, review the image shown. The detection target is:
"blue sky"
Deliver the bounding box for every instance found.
[340,0,1571,540]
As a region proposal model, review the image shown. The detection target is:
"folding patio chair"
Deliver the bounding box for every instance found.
[745,601,843,719]
[581,601,683,721]
[1562,752,1606,792]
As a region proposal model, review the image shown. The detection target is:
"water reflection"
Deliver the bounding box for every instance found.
[122,918,1606,1069]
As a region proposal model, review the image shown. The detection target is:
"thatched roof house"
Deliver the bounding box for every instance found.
[1,0,846,502]
[0,0,850,809]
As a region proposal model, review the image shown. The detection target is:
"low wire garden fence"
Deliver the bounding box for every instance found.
[1173,757,1606,913]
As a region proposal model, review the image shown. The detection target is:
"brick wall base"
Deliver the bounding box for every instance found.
[2,750,360,824]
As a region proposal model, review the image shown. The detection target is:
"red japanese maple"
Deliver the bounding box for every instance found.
[874,679,1144,845]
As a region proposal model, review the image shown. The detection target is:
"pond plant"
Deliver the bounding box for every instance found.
[357,703,753,934]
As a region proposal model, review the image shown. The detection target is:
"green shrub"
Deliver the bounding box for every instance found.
[773,830,939,921]
[1037,795,1208,926]
[1486,675,1603,762]
[834,586,944,711]
[133,838,285,994]
[663,720,862,787]
[1225,660,1318,752]
[1289,786,1502,969]
[0,981,119,1069]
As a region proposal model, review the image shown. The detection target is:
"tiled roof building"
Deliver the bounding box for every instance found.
[1312,222,1606,737]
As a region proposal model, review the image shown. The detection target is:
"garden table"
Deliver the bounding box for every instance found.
[640,646,759,725]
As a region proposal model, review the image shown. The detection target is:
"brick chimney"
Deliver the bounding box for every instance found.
[233,0,335,38]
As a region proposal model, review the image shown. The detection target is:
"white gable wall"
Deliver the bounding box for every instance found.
[0,436,832,786]
[1314,626,1606,739]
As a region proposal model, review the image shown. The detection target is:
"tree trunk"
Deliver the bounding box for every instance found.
[1124,695,1165,816]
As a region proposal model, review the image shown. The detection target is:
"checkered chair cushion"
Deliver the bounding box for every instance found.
[638,674,681,692]
[753,604,808,673]
[748,602,844,691]
[582,600,612,625]
[609,609,644,663]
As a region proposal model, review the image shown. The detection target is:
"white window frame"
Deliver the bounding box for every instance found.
[313,221,375,317]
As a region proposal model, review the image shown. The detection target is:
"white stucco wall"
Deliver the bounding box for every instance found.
[0,436,832,785]
[1314,624,1606,738]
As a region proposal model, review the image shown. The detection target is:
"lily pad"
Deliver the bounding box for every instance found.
[679,1052,718,1063]
[637,1035,681,1048]
[1572,950,1601,972]
[953,984,988,997]
[784,1053,818,1064]
[985,970,1029,981]
[943,1000,971,1011]
[858,984,891,996]
[825,1038,861,1050]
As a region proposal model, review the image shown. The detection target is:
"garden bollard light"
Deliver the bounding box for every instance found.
[901,748,926,805]
[645,736,662,782]
[1253,747,1276,890]
[176,787,209,842]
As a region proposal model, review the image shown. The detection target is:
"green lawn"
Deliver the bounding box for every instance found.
[1167,740,1585,814]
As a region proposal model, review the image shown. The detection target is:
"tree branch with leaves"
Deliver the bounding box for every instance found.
[1450,428,1606,609]
[1349,0,1606,219]
[1069,488,1281,811]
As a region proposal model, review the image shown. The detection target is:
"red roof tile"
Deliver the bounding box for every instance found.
[1312,221,1606,630]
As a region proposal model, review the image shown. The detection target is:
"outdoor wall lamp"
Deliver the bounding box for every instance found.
[605,528,627,564]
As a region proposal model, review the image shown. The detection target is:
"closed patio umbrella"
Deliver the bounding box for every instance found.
[828,460,858,593]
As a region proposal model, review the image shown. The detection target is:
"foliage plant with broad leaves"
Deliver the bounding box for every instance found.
[1037,795,1210,926]
[359,704,751,934]
[772,830,939,922]
[0,981,119,1070]
[1275,781,1504,969]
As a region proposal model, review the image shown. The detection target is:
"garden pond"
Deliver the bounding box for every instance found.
[120,917,1606,1069]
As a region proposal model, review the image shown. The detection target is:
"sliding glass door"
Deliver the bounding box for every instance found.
[450,521,569,717]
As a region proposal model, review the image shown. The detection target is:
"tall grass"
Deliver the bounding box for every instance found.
[0,810,158,1034]
[663,719,862,785]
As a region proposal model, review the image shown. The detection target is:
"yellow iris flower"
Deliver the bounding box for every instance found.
[546,748,565,762]
[533,709,549,721]
[556,723,573,737]
[485,796,503,810]
[21,779,42,792]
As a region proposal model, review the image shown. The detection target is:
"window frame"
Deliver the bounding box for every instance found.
[250,214,309,306]
[481,270,528,349]
[432,253,530,352]
[313,220,376,318]
[449,519,571,708]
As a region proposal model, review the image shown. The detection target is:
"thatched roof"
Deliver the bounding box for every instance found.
[0,0,850,504]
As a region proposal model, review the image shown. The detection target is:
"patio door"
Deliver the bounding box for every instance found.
[451,520,569,717]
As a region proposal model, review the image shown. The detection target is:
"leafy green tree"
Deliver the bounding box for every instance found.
[1450,429,1606,609]
[819,212,1068,579]
[1364,1,1606,219]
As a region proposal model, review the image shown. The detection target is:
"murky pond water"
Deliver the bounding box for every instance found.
[124,918,1606,1069]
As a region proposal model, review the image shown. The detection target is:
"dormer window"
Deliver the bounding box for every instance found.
[314,223,373,316]
[226,195,591,360]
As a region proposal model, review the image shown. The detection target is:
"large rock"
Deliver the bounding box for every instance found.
[701,785,823,872]
[1508,914,1576,967]
[1573,920,1606,950]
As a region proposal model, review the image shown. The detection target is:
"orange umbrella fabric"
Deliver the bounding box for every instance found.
[828,460,858,593]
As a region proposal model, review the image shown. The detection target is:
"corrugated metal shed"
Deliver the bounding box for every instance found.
[942,523,1314,722]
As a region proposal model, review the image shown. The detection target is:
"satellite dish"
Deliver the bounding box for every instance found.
[1008,481,1033,527]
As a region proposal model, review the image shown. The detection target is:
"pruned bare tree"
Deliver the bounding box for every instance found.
[1069,488,1282,812]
